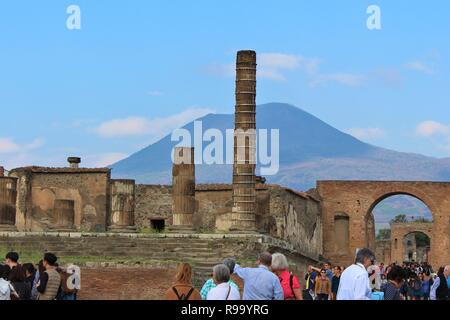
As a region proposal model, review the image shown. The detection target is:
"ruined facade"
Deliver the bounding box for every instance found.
[9,166,111,232]
[2,50,450,277]
[317,180,450,268]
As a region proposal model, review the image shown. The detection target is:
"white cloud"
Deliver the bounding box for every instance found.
[94,108,214,139]
[0,137,45,154]
[416,121,450,137]
[346,127,386,140]
[206,52,363,87]
[405,61,435,75]
[0,137,46,170]
[0,138,20,153]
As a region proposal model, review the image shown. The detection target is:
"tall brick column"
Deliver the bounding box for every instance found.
[170,147,196,233]
[230,50,257,232]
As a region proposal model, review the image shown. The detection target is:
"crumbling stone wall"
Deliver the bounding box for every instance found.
[135,185,173,229]
[9,168,110,232]
[317,180,450,268]
[267,185,323,260]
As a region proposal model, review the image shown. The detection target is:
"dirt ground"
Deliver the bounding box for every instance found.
[77,267,178,300]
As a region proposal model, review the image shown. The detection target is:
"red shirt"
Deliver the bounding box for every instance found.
[278,270,301,300]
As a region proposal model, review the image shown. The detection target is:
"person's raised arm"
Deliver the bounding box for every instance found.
[233,264,249,281]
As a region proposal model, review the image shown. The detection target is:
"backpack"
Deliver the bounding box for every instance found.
[371,291,385,300]
[59,271,76,295]
[172,286,195,300]
[413,280,422,291]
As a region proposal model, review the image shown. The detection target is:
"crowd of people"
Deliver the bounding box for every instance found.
[0,252,79,301]
[166,249,450,301]
[2,248,449,301]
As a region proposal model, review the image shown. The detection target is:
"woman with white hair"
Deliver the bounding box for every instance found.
[271,253,303,300]
[206,264,241,301]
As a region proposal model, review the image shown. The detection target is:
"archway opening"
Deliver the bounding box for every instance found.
[403,232,431,264]
[367,194,433,264]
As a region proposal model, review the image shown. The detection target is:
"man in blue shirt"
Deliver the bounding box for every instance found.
[232,252,284,301]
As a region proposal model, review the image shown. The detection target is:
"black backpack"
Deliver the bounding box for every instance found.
[172,286,195,300]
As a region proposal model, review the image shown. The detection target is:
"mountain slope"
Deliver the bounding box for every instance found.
[111,103,450,190]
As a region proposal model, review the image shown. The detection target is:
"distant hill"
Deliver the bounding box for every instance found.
[111,103,450,191]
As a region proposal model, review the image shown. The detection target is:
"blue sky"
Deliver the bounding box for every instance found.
[1,0,450,169]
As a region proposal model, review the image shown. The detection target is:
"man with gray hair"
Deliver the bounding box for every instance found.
[430,265,450,300]
[206,264,241,300]
[200,258,240,300]
[337,248,375,300]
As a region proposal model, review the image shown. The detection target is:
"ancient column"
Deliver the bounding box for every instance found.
[108,179,137,232]
[170,147,196,233]
[0,177,17,231]
[0,167,4,177]
[230,50,257,232]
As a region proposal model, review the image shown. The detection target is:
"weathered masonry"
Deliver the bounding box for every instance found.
[317,180,450,268]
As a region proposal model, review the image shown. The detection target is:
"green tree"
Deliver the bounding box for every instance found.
[390,214,408,223]
[376,228,391,240]
[415,233,430,247]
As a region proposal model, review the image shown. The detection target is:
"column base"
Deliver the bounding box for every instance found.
[167,225,196,234]
[0,224,17,232]
[107,225,138,233]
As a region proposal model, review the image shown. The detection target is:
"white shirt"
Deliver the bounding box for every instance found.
[207,282,241,301]
[337,263,372,300]
[367,265,381,290]
[430,277,440,301]
[0,279,11,301]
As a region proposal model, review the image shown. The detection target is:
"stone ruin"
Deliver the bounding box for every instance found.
[2,50,449,276]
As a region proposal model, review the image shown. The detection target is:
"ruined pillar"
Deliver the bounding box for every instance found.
[67,157,81,169]
[0,177,17,231]
[230,50,257,232]
[170,147,196,233]
[108,179,137,232]
[0,167,4,177]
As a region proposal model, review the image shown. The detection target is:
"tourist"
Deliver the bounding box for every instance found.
[271,253,302,300]
[0,265,12,300]
[200,258,240,300]
[4,252,20,281]
[56,266,78,300]
[367,263,381,291]
[315,268,332,300]
[409,273,423,300]
[381,266,406,300]
[337,248,375,300]
[23,262,39,300]
[303,265,317,300]
[324,263,333,282]
[421,272,432,300]
[331,266,342,300]
[430,266,450,300]
[37,253,61,300]
[165,263,201,300]
[233,252,284,300]
[8,260,30,300]
[206,264,241,300]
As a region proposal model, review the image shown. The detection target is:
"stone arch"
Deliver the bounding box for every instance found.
[366,190,435,265]
[317,180,450,268]
[390,223,433,264]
